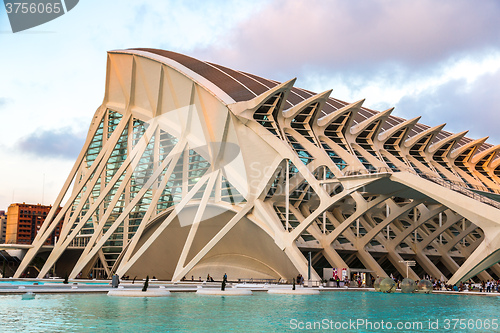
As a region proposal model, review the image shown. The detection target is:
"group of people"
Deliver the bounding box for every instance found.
[424,277,500,292]
[478,279,500,292]
[386,275,500,293]
[43,266,500,293]
[180,273,225,283]
[353,274,363,287]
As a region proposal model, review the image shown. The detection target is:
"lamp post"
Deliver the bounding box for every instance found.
[308,251,311,281]
[399,260,416,278]
[53,236,57,277]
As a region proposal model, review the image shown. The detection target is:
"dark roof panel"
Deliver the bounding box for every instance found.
[129,48,491,154]
[288,88,308,105]
[291,88,313,100]
[239,72,279,89]
[208,63,269,97]
[131,48,255,102]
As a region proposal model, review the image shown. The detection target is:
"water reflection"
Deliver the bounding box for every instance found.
[0,292,498,332]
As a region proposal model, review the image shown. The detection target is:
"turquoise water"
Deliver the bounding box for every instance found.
[0,291,498,332]
[0,281,45,285]
[0,281,108,285]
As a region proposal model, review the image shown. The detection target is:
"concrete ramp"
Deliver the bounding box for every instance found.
[390,172,500,285]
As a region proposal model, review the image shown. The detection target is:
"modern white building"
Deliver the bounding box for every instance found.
[15,49,500,284]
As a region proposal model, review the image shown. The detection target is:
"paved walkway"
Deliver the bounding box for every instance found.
[0,279,499,297]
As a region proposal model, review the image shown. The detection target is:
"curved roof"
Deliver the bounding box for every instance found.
[129,48,492,153]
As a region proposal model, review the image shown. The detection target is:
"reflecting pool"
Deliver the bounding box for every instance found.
[0,291,498,332]
[0,280,45,285]
[0,280,109,285]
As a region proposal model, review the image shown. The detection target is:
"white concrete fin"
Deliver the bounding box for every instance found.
[350,107,393,136]
[449,136,488,160]
[491,157,500,170]
[428,130,468,155]
[471,144,500,165]
[317,99,365,128]
[404,123,446,149]
[377,116,421,143]
[283,90,332,119]
[311,91,334,125]
[227,78,296,120]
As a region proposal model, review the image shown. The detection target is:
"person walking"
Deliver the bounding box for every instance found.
[111,274,120,288]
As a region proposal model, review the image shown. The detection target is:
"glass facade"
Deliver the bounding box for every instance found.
[62,109,245,275]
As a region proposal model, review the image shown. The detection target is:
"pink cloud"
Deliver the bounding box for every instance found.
[195,0,500,76]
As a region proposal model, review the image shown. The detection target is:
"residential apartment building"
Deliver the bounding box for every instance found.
[6,203,62,245]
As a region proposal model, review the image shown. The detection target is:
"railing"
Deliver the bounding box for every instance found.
[68,236,91,248]
[419,175,500,195]
[465,183,500,195]
[406,169,500,210]
[343,167,393,177]
[305,280,323,287]
[236,278,278,284]
[340,167,500,210]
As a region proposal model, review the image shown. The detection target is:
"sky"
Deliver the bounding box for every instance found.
[1,0,500,210]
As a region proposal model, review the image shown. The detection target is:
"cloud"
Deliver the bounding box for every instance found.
[113,0,267,53]
[395,69,500,145]
[16,127,86,160]
[0,98,9,109]
[0,97,13,116]
[195,0,500,79]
